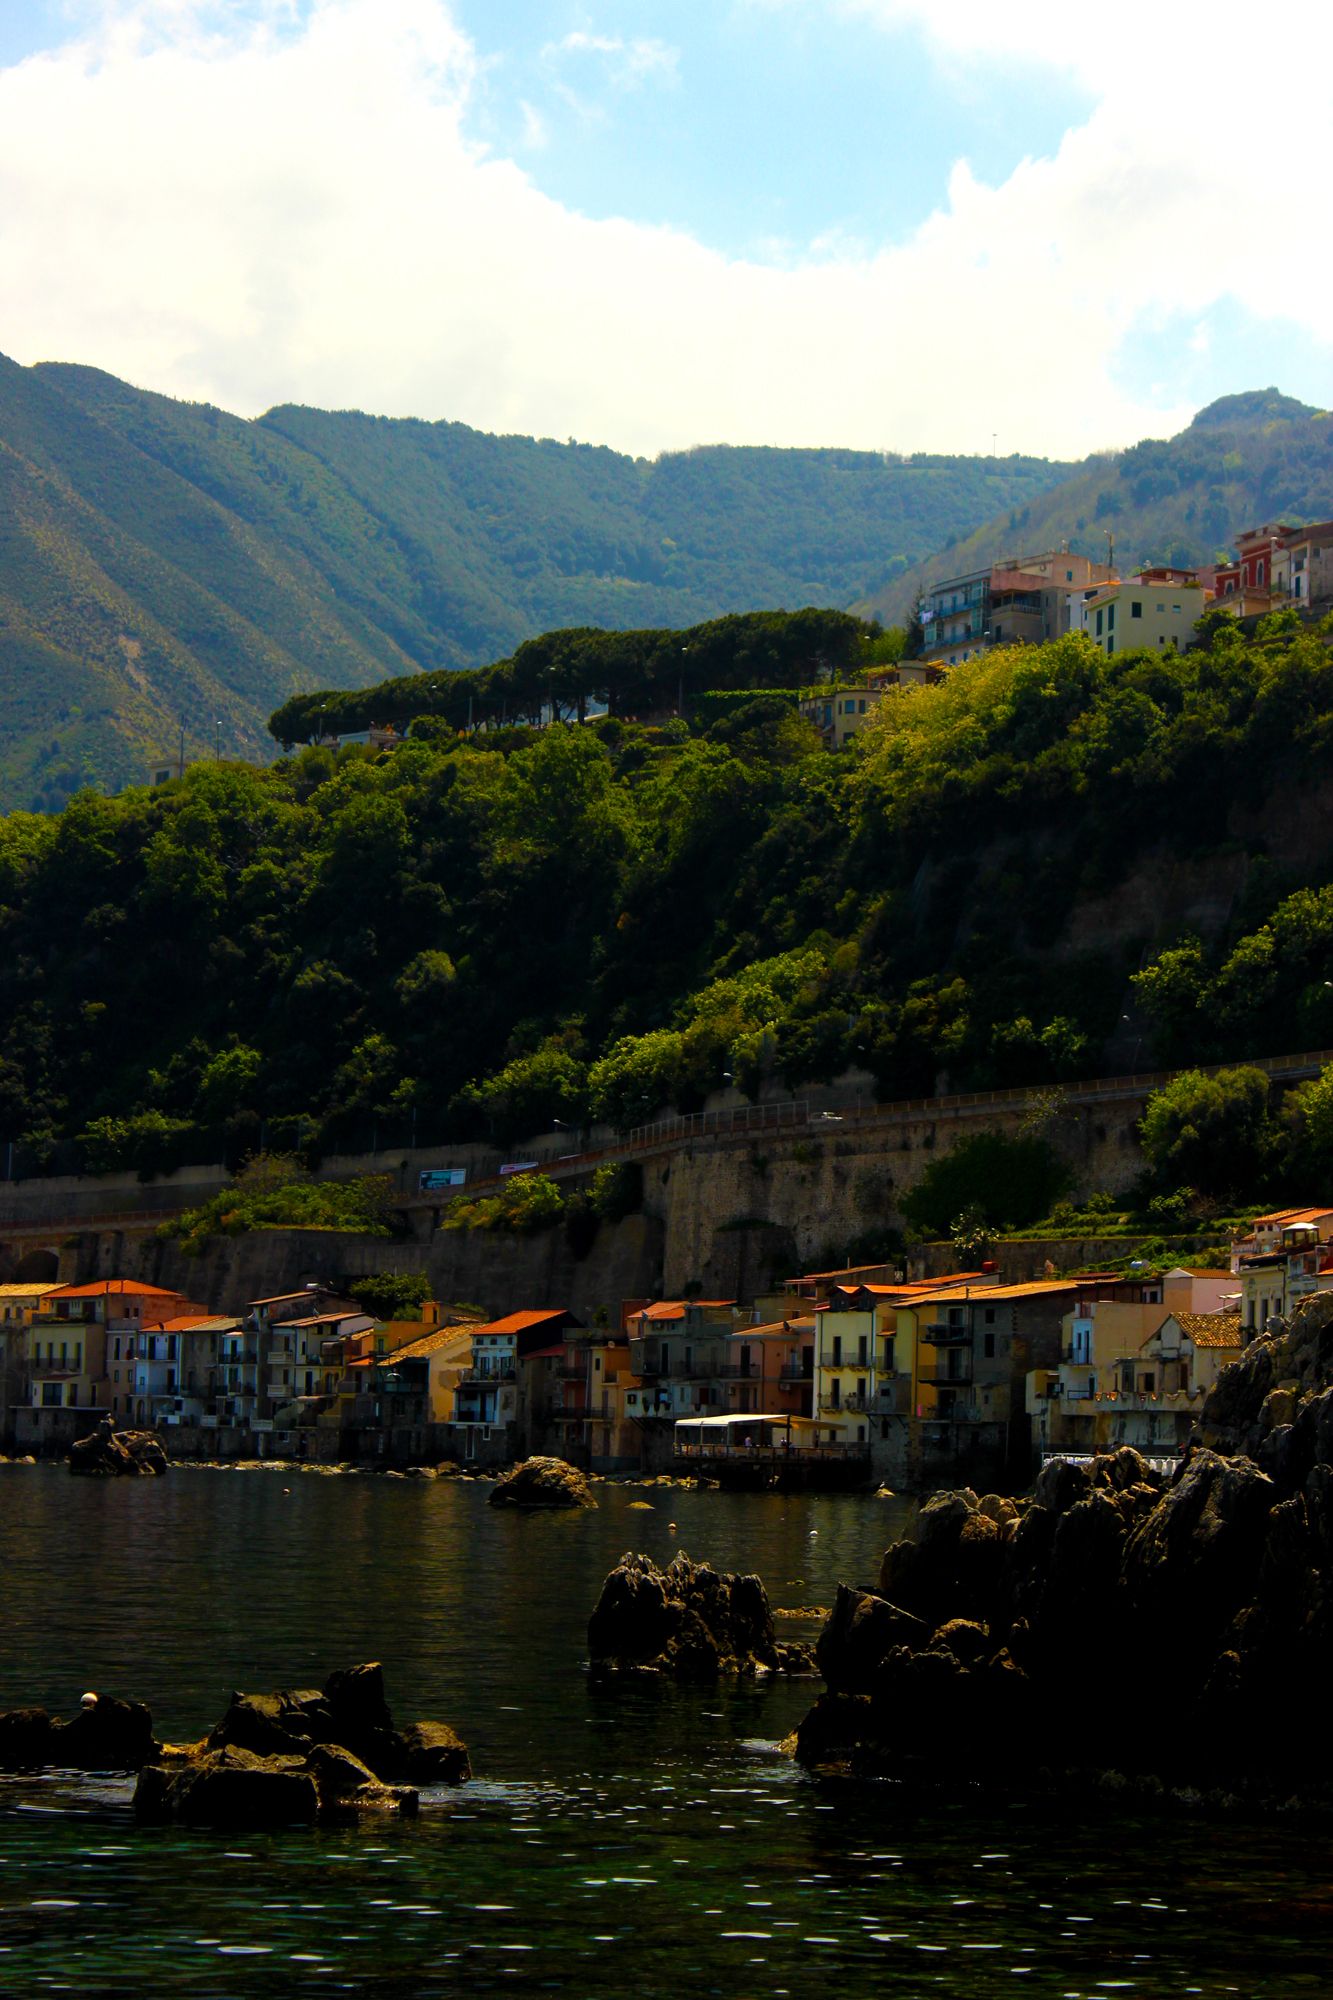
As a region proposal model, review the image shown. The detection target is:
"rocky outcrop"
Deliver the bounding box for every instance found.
[792,1435,1333,1799]
[133,1662,470,1825]
[68,1420,168,1477]
[0,1693,157,1771]
[0,1662,469,1824]
[489,1456,596,1509]
[588,1550,814,1678]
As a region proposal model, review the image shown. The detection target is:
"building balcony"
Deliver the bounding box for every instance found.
[778,1362,812,1382]
[30,1359,84,1379]
[459,1367,516,1385]
[923,1323,970,1344]
[919,1369,974,1388]
[818,1392,868,1414]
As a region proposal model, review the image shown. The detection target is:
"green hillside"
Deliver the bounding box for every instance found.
[2,605,1333,1216]
[0,353,1068,807]
[860,389,1333,626]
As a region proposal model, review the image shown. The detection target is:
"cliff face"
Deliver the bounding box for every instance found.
[82,1210,665,1323]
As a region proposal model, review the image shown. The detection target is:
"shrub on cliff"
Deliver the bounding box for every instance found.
[441,1171,565,1233]
[161,1154,395,1253]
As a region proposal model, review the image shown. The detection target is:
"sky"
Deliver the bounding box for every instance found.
[0,0,1329,461]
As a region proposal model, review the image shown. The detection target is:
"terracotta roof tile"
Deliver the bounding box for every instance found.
[1173,1313,1243,1347]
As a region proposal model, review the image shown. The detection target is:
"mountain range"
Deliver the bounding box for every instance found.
[0,356,1328,809]
[0,353,1062,808]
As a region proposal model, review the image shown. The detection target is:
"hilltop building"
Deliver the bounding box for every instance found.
[918,549,1116,666]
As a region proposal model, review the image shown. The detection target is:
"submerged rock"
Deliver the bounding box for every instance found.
[489,1456,596,1509]
[69,1419,168,1477]
[588,1550,814,1678]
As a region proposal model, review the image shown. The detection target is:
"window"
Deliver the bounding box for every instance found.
[984,1307,995,1324]
[1130,600,1142,618]
[983,1334,995,1358]
[1108,601,1116,629]
[1095,608,1104,635]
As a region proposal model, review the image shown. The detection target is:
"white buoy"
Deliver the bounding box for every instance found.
[80,1692,98,1710]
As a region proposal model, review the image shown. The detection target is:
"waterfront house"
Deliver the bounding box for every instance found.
[1041,1310,1243,1460]
[538,1327,640,1469]
[268,1304,375,1430]
[0,1283,62,1448]
[130,1311,237,1427]
[228,1285,359,1431]
[22,1279,197,1445]
[452,1307,582,1458]
[1231,1207,1333,1337]
[719,1316,814,1420]
[627,1299,739,1419]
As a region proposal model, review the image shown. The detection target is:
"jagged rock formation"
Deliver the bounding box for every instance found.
[0,1663,469,1826]
[68,1420,168,1476]
[133,1663,471,1826]
[794,1295,1333,1802]
[489,1457,596,1509]
[588,1550,814,1678]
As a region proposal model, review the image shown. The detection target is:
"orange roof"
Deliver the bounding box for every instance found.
[142,1313,232,1333]
[471,1308,574,1337]
[1250,1207,1333,1228]
[48,1280,182,1299]
[905,1277,1110,1307]
[524,1343,568,1360]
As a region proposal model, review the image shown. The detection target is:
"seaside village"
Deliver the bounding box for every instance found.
[1,1205,1326,1488]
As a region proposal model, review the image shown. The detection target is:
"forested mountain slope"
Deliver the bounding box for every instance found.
[860,389,1333,626]
[0,353,1066,807]
[2,607,1332,1202]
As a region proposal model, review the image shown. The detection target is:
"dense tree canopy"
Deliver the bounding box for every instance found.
[1,606,1332,1191]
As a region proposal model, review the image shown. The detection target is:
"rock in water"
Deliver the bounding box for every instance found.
[134,1662,469,1826]
[0,1695,158,1772]
[588,1550,812,1678]
[489,1456,595,1510]
[69,1419,168,1477]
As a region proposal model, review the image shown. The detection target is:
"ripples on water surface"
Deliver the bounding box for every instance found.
[1,1467,1330,1995]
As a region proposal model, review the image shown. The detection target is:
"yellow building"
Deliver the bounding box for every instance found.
[1084,578,1207,657]
[798,685,889,749]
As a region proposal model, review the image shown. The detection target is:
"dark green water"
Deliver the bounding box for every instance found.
[1,1466,1330,1997]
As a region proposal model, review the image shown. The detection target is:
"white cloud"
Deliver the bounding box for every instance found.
[0,0,1328,461]
[546,30,679,90]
